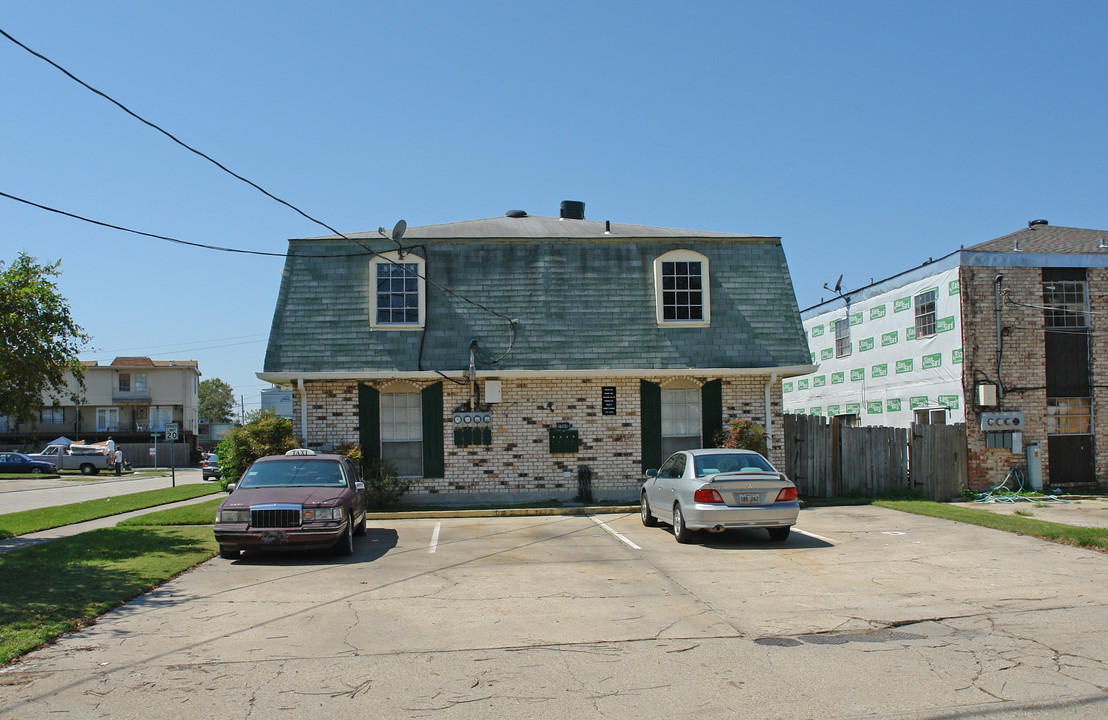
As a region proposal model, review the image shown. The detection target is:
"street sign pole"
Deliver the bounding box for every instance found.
[166,423,179,487]
[150,432,161,472]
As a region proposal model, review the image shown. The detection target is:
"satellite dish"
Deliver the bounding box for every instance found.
[391,219,407,242]
[833,274,843,293]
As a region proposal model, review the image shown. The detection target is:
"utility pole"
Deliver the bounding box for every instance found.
[241,395,245,423]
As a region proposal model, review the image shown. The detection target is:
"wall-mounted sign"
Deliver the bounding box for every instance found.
[602,386,617,415]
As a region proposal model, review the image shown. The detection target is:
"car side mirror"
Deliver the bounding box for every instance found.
[226,483,236,492]
[355,481,365,491]
[644,469,658,479]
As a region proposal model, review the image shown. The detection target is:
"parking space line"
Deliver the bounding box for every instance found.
[793,528,834,544]
[589,515,641,550]
[429,521,440,553]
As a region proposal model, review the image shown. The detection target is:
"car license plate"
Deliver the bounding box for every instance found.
[261,530,287,544]
[738,493,760,505]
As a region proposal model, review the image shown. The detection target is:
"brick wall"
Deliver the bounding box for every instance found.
[291,374,781,503]
[1089,268,1108,486]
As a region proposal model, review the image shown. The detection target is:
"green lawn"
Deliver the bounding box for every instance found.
[875,499,1108,552]
[0,484,221,539]
[0,525,217,665]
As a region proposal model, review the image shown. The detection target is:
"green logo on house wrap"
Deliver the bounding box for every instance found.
[782,381,793,393]
[894,297,912,313]
[866,401,883,414]
[910,396,929,409]
[851,368,865,382]
[850,311,863,326]
[922,353,942,369]
[887,398,902,412]
[905,326,916,340]
[936,316,956,333]
[811,325,825,338]
[882,331,898,347]
[798,378,809,390]
[870,305,887,320]
[845,403,860,414]
[937,395,959,409]
[827,405,840,416]
[813,375,827,387]
[821,348,834,360]
[859,337,874,352]
[810,407,822,415]
[953,348,963,364]
[949,280,960,295]
[871,363,888,378]
[896,359,913,374]
[831,371,845,384]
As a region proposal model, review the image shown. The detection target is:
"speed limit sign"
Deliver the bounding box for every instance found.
[165,422,179,441]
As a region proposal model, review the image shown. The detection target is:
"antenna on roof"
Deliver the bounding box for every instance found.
[377,219,408,257]
[822,274,848,302]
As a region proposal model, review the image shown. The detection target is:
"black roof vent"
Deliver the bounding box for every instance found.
[560,200,585,220]
[505,209,527,218]
[1029,219,1049,228]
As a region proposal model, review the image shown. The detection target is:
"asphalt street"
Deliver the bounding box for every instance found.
[1,505,1105,719]
[0,467,206,514]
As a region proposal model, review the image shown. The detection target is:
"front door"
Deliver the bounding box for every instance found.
[1047,435,1094,486]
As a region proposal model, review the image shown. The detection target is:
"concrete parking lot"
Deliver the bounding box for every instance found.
[2,505,1106,719]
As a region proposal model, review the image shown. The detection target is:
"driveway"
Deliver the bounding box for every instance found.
[2,506,1106,719]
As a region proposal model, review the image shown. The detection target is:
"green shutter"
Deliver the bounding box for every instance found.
[421,382,444,478]
[358,383,380,475]
[701,379,722,447]
[640,380,662,471]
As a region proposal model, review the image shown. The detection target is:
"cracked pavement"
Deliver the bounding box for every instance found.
[1,505,1106,719]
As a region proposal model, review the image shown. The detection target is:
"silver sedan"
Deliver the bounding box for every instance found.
[640,448,799,543]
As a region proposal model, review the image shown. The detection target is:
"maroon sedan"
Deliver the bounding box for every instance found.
[214,450,367,559]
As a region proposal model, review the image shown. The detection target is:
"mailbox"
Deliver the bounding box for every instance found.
[549,423,579,454]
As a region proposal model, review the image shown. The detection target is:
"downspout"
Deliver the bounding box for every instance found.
[297,378,308,445]
[994,274,1005,400]
[764,372,777,454]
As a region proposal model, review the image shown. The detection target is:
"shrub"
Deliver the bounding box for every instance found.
[333,443,408,509]
[714,418,768,456]
[215,410,298,489]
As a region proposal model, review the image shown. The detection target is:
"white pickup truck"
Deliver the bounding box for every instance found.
[29,444,113,475]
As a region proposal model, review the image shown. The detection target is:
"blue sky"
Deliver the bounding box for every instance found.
[3,1,1106,415]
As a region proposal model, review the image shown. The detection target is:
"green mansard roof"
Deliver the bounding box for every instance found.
[262,214,811,376]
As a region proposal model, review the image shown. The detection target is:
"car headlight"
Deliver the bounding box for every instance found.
[217,509,249,523]
[303,506,344,522]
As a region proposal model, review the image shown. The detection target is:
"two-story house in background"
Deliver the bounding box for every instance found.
[784,221,1108,494]
[0,356,201,456]
[258,202,814,504]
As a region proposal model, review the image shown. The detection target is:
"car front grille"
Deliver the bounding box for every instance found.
[251,505,301,529]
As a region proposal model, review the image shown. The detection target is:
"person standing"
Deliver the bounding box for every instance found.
[114,448,123,476]
[106,436,115,456]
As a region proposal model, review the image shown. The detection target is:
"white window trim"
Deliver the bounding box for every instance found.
[369,251,426,330]
[653,249,711,327]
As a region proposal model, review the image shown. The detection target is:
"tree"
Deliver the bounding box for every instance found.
[215,410,298,487]
[714,417,769,456]
[199,378,235,423]
[0,253,89,423]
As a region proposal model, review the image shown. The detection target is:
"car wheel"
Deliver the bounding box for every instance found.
[640,493,658,527]
[673,504,695,544]
[768,526,791,541]
[333,520,354,556]
[30,467,43,474]
[355,510,367,536]
[219,546,240,559]
[80,463,95,475]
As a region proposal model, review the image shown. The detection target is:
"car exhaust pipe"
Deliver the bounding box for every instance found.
[708,525,725,533]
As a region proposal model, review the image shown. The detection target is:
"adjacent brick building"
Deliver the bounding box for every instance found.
[785,221,1108,494]
[258,203,813,504]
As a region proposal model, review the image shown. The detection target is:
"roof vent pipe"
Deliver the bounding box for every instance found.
[1028,219,1048,228]
[560,200,585,220]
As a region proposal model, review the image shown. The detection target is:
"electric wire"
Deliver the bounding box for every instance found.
[2,27,518,361]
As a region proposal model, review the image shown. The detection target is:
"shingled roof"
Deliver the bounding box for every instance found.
[262,215,811,376]
[968,224,1108,254]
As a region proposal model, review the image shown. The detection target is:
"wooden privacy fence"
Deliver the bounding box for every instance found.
[119,442,191,469]
[784,414,967,500]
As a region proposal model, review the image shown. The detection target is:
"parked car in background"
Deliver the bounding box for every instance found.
[27,444,112,475]
[202,454,222,480]
[213,450,367,559]
[0,451,56,474]
[640,448,799,543]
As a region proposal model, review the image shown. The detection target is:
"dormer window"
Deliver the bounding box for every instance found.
[654,250,711,326]
[370,251,426,329]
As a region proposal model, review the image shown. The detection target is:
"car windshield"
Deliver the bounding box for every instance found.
[694,453,774,477]
[238,459,347,488]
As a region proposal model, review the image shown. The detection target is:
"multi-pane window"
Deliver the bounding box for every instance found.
[39,408,64,423]
[914,409,947,425]
[914,290,937,337]
[150,407,173,431]
[381,390,423,476]
[135,373,147,392]
[654,250,711,325]
[1043,280,1088,328]
[118,373,131,392]
[1046,397,1091,435]
[661,384,701,458]
[834,318,851,358]
[97,408,119,431]
[376,262,420,324]
[661,261,704,321]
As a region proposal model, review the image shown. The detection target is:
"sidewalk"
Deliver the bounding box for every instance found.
[0,492,219,555]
